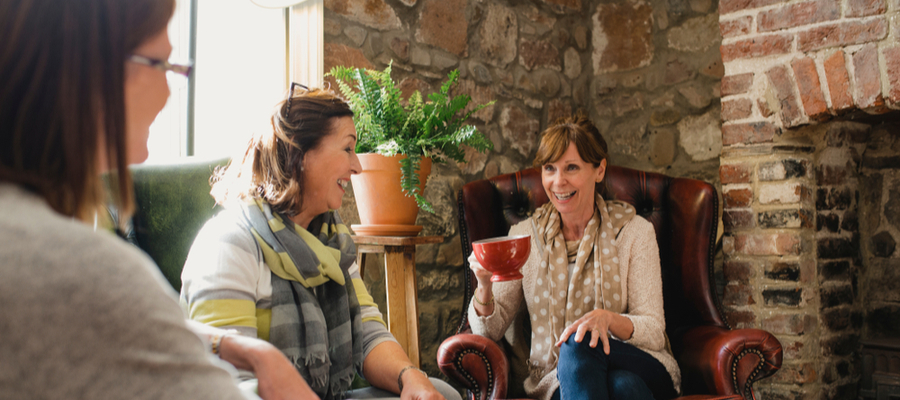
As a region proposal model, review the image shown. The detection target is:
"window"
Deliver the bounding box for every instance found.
[146,0,288,162]
[144,0,193,161]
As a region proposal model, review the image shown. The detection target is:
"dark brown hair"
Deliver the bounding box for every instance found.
[533,112,611,196]
[211,87,354,216]
[0,0,175,221]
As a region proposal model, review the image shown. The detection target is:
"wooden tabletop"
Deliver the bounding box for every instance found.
[350,235,444,246]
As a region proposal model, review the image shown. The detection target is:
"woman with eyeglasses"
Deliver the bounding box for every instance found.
[179,86,460,400]
[0,1,317,399]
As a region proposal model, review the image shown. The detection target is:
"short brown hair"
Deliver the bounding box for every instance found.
[211,87,354,216]
[533,112,609,168]
[0,0,175,221]
[533,112,611,197]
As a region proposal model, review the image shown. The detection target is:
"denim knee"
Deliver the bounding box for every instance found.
[558,333,609,371]
[608,370,655,400]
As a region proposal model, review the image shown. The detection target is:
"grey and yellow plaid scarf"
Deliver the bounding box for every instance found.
[239,199,363,400]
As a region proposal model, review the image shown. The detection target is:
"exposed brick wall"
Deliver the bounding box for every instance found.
[719,0,899,129]
[720,131,869,399]
[718,0,900,397]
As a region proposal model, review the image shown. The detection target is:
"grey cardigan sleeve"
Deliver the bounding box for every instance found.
[348,263,400,360]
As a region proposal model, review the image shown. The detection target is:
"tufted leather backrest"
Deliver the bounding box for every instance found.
[456,165,726,357]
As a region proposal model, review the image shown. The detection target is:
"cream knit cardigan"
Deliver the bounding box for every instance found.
[467,216,681,400]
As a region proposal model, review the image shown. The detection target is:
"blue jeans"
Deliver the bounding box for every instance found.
[551,333,677,400]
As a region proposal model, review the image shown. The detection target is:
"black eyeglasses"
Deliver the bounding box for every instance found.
[127,54,193,77]
[285,82,309,116]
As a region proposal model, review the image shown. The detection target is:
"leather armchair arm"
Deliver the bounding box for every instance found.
[438,334,510,400]
[677,325,783,399]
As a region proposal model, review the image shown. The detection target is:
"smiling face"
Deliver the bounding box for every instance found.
[541,141,607,225]
[294,116,361,227]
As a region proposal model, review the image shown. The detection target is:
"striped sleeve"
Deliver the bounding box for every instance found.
[346,260,398,357]
[347,261,385,326]
[180,213,262,339]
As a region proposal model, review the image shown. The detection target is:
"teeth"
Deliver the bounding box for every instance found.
[338,180,348,189]
[555,191,575,200]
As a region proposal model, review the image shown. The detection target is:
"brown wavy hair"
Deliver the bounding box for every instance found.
[533,112,611,197]
[0,0,175,221]
[211,87,354,216]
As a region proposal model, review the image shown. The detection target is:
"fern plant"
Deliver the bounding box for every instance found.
[328,62,494,213]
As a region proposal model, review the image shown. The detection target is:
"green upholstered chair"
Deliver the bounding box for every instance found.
[129,157,229,290]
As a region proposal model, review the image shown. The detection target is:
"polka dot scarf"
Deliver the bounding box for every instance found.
[528,193,635,375]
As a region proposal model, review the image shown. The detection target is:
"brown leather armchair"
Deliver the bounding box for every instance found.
[437,166,783,400]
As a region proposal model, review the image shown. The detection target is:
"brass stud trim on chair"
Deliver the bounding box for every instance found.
[453,349,494,400]
[456,189,474,335]
[705,191,729,330]
[731,347,765,399]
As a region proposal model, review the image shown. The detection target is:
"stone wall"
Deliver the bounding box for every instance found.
[324,0,724,383]
[858,122,900,340]
[718,0,900,398]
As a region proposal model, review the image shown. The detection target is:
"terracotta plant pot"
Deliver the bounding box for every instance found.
[350,153,432,236]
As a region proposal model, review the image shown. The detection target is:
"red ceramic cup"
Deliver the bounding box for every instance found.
[472,235,531,282]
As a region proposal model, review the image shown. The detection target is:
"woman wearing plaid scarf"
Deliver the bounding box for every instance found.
[181,87,459,400]
[467,114,681,400]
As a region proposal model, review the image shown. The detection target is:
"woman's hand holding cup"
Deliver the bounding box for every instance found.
[468,253,494,315]
[468,252,494,289]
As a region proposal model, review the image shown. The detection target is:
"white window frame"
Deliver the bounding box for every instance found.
[146,0,324,162]
[289,0,324,88]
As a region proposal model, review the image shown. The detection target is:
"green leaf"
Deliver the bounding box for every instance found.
[327,64,493,212]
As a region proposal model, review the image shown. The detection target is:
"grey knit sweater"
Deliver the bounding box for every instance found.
[0,184,246,400]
